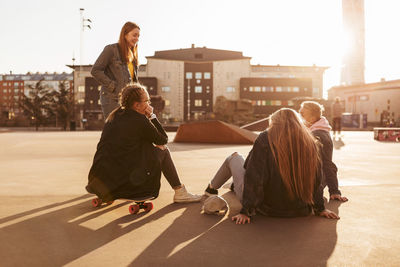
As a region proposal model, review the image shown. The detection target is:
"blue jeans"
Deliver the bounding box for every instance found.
[100,90,119,120]
[210,152,245,203]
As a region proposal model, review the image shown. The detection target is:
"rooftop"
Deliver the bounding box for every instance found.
[147,44,251,62]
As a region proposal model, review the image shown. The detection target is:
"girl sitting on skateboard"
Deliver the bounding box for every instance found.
[86,83,201,204]
[299,101,348,202]
[203,108,339,224]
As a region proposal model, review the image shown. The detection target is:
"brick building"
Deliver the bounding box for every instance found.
[0,72,73,124]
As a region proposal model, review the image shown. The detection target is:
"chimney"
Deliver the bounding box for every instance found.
[191,44,195,48]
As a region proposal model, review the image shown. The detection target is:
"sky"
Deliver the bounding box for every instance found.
[1,0,400,96]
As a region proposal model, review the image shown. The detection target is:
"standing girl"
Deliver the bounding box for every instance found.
[91,21,140,119]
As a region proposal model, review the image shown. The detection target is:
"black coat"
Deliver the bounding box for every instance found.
[240,131,325,217]
[86,109,167,202]
[312,130,341,196]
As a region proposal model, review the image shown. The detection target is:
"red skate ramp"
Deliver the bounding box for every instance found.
[241,117,269,131]
[174,120,257,144]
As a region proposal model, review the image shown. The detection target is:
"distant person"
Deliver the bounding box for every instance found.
[203,108,339,224]
[91,21,140,119]
[332,97,343,136]
[300,101,348,202]
[86,84,201,204]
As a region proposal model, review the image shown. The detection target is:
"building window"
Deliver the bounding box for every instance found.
[194,53,203,59]
[186,72,193,79]
[254,86,261,92]
[165,99,170,106]
[194,99,202,106]
[195,72,202,79]
[98,86,102,91]
[90,100,94,104]
[293,87,300,92]
[275,86,282,92]
[78,86,85,92]
[204,72,211,79]
[288,100,294,106]
[78,99,84,104]
[3,89,7,93]
[196,79,201,84]
[226,86,235,92]
[98,100,101,105]
[313,88,319,94]
[162,86,171,92]
[195,86,202,93]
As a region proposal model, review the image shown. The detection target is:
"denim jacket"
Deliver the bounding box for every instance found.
[91,43,138,100]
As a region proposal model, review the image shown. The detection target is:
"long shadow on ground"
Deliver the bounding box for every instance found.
[0,196,342,266]
[0,196,222,266]
[130,199,343,267]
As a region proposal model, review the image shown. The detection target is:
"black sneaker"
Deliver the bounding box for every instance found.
[204,184,218,196]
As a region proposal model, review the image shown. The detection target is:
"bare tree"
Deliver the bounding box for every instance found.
[19,79,54,131]
[50,80,74,130]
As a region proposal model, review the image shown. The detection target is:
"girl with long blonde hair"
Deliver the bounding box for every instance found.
[203,108,339,223]
[92,21,141,119]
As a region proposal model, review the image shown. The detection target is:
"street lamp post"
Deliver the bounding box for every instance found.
[77,8,91,129]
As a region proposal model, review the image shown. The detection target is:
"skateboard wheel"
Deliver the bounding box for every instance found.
[144,202,153,212]
[91,198,102,207]
[129,204,140,214]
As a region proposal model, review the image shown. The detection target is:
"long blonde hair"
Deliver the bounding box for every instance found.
[106,83,147,123]
[118,21,140,65]
[267,108,320,204]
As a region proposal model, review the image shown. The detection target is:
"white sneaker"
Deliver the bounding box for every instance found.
[173,185,202,203]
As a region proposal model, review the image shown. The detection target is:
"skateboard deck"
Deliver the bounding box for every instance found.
[90,196,155,214]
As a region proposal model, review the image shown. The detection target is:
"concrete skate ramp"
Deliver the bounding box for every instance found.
[174,120,257,144]
[241,117,269,131]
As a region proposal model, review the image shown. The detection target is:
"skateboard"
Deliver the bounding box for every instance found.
[90,197,154,214]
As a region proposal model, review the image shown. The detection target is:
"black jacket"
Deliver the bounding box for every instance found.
[240,131,325,217]
[86,109,167,202]
[312,130,341,196]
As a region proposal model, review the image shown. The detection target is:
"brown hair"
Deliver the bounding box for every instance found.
[300,101,324,119]
[267,108,320,204]
[106,83,147,123]
[118,22,140,65]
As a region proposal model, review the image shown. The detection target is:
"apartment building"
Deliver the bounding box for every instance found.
[328,79,400,125]
[0,72,73,120]
[138,45,327,121]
